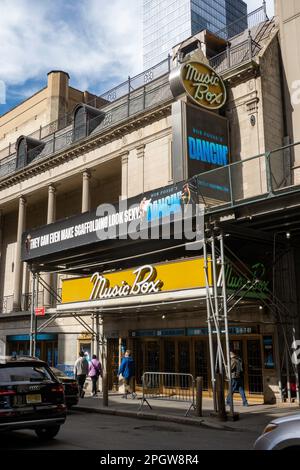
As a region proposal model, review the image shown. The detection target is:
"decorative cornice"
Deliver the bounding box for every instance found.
[223,60,260,87]
[0,104,172,191]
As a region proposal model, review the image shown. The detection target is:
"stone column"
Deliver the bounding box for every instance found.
[44,185,56,307]
[82,170,91,213]
[121,152,129,200]
[136,145,145,194]
[13,196,26,311]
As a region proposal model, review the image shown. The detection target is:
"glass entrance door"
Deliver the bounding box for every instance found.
[194,340,208,390]
[247,339,263,394]
[108,339,119,391]
[134,340,160,386]
[145,341,160,372]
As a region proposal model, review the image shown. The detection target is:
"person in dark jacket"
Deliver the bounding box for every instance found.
[226,351,248,407]
[118,350,136,399]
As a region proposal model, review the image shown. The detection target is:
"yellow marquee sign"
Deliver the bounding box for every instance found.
[61,258,211,304]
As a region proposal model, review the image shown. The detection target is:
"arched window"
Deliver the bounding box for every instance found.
[16,136,45,169]
[74,106,86,141]
[16,137,26,169]
[73,104,105,142]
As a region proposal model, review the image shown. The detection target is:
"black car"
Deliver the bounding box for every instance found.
[50,367,79,409]
[0,356,66,440]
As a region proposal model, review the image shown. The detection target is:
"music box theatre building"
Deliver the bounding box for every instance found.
[0,14,299,404]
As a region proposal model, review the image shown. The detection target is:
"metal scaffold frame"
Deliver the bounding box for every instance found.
[203,224,300,415]
[28,269,105,362]
[203,229,262,419]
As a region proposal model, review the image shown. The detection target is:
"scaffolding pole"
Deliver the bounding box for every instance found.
[211,234,223,376]
[203,238,217,411]
[29,271,36,356]
[219,232,234,419]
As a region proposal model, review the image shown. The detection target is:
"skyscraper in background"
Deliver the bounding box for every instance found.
[143,0,248,69]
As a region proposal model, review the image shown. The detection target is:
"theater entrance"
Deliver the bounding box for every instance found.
[132,334,264,396]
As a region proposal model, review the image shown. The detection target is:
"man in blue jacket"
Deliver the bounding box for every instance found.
[118,350,136,399]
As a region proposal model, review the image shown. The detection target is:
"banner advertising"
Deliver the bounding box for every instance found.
[22,180,200,262]
[186,103,231,203]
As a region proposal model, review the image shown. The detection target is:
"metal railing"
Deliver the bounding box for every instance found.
[212,4,268,41]
[0,78,173,179]
[194,141,300,213]
[209,37,261,73]
[1,295,14,314]
[0,57,171,164]
[0,291,46,314]
[98,56,171,104]
[0,5,271,173]
[139,372,196,416]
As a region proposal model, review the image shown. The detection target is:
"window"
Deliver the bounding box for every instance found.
[74,107,86,141]
[0,365,52,384]
[16,138,26,169]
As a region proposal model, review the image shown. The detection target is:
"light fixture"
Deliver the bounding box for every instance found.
[162,314,166,320]
[286,232,291,240]
[259,305,263,310]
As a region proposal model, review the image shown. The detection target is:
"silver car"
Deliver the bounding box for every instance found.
[254,413,300,450]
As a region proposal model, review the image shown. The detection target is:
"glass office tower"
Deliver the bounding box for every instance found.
[143,0,248,69]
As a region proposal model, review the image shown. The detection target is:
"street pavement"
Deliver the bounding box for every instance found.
[74,392,300,434]
[0,410,266,450]
[1,393,299,450]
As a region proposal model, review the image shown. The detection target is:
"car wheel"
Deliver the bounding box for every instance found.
[35,425,61,440]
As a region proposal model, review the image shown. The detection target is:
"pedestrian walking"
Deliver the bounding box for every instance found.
[118,350,136,399]
[89,354,102,397]
[74,351,89,398]
[226,351,249,407]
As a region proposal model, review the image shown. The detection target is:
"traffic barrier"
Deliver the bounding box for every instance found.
[138,372,197,416]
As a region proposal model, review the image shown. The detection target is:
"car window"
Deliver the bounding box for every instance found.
[0,366,53,384]
[51,368,66,378]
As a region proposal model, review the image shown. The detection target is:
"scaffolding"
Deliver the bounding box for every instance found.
[203,222,300,420]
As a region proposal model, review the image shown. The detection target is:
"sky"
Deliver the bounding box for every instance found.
[0,0,275,115]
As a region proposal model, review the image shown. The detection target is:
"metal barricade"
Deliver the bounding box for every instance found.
[139,372,196,416]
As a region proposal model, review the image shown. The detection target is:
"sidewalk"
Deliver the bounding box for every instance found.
[74,392,300,432]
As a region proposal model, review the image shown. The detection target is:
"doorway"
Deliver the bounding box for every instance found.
[107,338,119,391]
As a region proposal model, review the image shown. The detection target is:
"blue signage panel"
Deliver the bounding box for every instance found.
[7,334,58,342]
[186,104,230,202]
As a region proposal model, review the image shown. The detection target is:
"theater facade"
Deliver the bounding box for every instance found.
[0,17,297,404]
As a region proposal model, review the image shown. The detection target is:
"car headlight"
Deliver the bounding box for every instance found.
[263,423,278,434]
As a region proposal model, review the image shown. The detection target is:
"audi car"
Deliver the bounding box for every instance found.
[50,367,79,409]
[0,356,66,440]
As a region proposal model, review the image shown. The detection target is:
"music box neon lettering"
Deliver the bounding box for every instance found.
[89,265,163,300]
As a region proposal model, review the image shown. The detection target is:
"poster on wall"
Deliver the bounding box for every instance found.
[186,103,231,203]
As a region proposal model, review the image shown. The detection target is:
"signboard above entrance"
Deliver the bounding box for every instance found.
[61,258,210,304]
[170,60,227,110]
